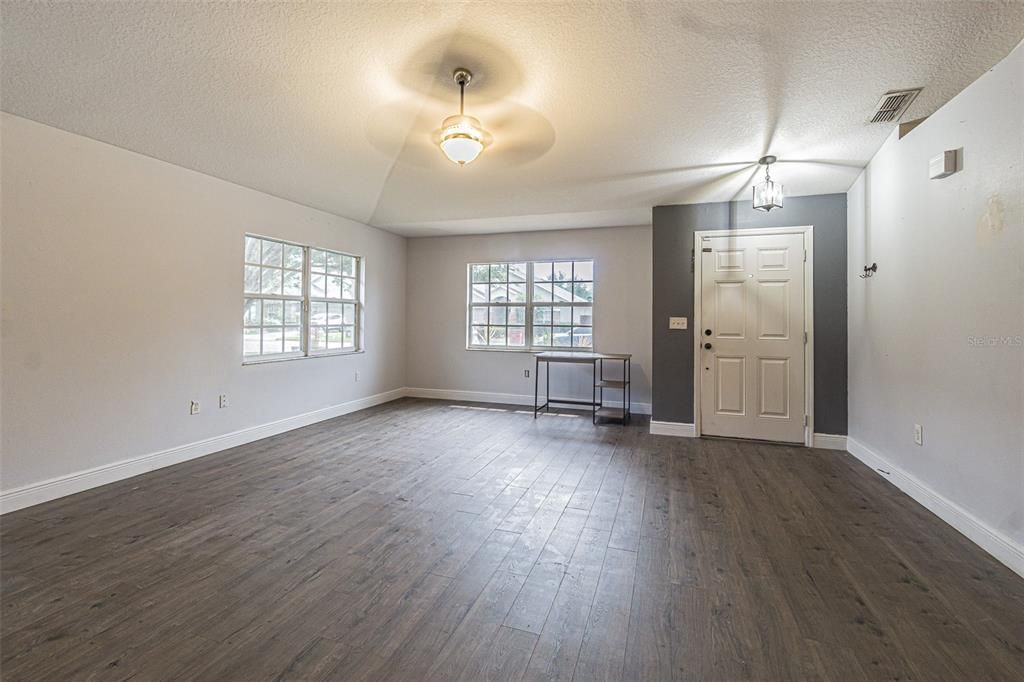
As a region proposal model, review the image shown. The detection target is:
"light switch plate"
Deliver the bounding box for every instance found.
[669,316,688,330]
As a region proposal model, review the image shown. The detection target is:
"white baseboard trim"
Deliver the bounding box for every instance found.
[0,388,406,515]
[649,420,696,437]
[405,387,532,406]
[812,433,848,450]
[846,437,1024,579]
[650,426,847,447]
[404,387,652,415]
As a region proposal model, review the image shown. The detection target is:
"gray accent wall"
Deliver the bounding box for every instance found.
[652,193,848,434]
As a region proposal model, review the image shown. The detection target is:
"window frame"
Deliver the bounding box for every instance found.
[467,261,530,350]
[466,259,595,352]
[306,245,362,358]
[243,234,363,364]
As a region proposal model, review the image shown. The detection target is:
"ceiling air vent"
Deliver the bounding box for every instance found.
[869,88,922,123]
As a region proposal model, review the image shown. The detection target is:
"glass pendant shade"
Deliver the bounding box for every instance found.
[753,177,783,212]
[752,156,783,211]
[438,114,487,165]
[436,69,491,166]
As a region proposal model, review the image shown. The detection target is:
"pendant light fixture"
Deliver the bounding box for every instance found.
[752,155,783,212]
[437,68,491,166]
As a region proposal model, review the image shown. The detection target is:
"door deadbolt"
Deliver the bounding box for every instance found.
[704,329,712,336]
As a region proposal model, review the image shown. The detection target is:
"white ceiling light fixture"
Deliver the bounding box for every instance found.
[437,68,491,166]
[752,155,783,212]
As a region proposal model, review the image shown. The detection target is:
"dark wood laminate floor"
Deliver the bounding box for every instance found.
[2,399,1023,681]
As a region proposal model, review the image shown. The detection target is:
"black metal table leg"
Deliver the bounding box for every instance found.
[625,358,631,423]
[546,361,550,413]
[533,356,540,418]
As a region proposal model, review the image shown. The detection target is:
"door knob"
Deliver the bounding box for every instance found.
[704,342,713,350]
[704,329,712,336]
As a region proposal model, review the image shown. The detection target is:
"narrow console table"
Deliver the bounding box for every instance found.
[533,351,632,424]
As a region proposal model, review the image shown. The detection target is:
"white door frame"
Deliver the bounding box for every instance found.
[692,225,815,446]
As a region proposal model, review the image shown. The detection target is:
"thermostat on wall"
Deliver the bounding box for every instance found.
[929,150,958,179]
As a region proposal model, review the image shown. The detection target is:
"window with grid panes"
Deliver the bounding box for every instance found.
[243,236,305,358]
[467,259,593,350]
[469,262,529,348]
[531,259,593,348]
[308,248,360,354]
[243,235,361,361]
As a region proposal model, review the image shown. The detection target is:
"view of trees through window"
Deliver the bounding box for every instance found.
[468,260,593,349]
[243,235,361,361]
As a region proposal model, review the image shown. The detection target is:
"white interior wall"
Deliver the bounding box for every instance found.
[847,43,1024,573]
[0,113,407,507]
[405,226,652,411]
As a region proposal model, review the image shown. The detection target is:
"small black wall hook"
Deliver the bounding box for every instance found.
[859,263,878,279]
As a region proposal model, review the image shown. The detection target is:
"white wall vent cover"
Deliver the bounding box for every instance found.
[869,89,922,123]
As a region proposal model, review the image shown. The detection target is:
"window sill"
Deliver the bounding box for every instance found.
[242,349,364,366]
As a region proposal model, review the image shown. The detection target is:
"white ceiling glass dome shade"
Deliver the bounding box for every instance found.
[439,114,487,165]
[437,68,491,166]
[752,155,783,212]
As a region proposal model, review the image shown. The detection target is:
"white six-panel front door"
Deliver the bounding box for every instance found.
[699,232,806,443]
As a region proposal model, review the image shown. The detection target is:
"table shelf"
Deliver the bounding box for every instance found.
[595,406,627,420]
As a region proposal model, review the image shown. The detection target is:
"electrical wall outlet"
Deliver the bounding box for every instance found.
[524,369,530,378]
[913,423,923,446]
[190,400,200,415]
[219,394,229,409]
[354,370,360,382]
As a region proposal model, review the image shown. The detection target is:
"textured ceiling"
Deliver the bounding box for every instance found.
[3,1,1023,237]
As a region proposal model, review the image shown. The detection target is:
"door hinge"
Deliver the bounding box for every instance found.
[803,249,807,262]
[804,415,808,427]
[804,331,808,344]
